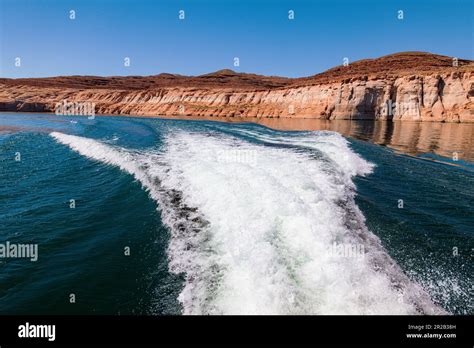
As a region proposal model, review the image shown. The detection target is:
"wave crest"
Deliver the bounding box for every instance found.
[50,130,443,315]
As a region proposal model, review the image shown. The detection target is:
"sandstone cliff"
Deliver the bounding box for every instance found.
[1,52,473,122]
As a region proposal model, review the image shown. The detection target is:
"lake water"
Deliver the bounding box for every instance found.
[0,113,472,315]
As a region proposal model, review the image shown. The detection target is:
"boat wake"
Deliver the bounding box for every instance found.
[50,130,445,315]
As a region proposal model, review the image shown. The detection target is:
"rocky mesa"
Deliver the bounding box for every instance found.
[1,52,473,122]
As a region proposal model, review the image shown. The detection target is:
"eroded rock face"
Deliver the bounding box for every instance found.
[1,52,473,122]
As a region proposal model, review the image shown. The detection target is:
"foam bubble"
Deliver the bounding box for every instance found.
[50,130,444,315]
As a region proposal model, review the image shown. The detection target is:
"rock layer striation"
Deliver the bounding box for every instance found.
[1,52,473,122]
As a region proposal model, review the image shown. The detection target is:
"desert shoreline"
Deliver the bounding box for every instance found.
[1,52,473,124]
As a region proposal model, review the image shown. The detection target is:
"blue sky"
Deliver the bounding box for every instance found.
[0,0,472,78]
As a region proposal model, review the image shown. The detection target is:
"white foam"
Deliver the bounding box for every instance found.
[50,130,444,315]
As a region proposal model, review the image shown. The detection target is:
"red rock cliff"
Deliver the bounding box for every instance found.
[1,52,473,122]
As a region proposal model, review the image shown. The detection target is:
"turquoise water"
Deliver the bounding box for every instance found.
[0,113,472,315]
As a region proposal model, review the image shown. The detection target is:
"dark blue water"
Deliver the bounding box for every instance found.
[0,113,472,315]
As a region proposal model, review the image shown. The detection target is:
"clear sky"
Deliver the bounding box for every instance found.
[0,0,472,78]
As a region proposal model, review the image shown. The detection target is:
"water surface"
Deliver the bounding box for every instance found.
[0,113,472,315]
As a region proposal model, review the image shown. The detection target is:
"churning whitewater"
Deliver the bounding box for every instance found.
[50,129,444,315]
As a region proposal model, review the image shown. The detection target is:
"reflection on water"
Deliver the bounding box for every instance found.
[1,112,473,163]
[159,115,474,164]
